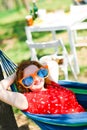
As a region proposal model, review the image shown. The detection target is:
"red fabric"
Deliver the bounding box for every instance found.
[23,81,85,114]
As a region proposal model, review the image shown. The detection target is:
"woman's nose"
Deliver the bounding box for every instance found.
[34,76,40,84]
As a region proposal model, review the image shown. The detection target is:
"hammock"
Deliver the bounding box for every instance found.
[0,50,87,130]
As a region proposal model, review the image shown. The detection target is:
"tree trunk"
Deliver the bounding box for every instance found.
[1,0,14,10]
[15,0,22,11]
[0,65,18,130]
[1,0,9,10]
[22,0,30,11]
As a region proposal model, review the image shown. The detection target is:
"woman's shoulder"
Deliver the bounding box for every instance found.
[45,80,62,89]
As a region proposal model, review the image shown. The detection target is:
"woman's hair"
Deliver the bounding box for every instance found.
[15,60,45,93]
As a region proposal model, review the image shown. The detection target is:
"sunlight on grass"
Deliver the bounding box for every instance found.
[0,8,27,24]
[2,41,30,64]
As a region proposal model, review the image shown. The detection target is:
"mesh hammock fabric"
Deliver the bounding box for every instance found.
[0,50,87,130]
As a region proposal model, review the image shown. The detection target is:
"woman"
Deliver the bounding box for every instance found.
[15,60,85,114]
[0,60,58,110]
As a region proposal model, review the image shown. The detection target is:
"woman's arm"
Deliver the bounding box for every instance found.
[0,73,28,110]
[0,73,16,90]
[0,89,28,110]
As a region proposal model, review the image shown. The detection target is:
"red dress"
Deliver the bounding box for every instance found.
[23,81,85,114]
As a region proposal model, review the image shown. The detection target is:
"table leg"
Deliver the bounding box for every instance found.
[67,27,80,74]
[51,30,56,40]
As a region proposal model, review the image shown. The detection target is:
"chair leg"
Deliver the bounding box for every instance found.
[63,60,68,80]
[65,53,78,80]
[59,39,78,80]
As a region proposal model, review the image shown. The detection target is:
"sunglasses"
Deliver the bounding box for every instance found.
[18,67,48,88]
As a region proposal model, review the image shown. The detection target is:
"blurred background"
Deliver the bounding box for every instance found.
[0,0,87,81]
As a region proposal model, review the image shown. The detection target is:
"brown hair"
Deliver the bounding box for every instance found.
[15,60,44,93]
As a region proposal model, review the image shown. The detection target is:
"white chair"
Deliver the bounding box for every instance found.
[26,39,77,80]
[71,23,87,47]
[70,5,87,47]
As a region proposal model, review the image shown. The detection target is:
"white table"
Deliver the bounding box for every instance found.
[25,11,87,75]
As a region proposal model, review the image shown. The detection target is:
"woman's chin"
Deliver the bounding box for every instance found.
[31,84,44,92]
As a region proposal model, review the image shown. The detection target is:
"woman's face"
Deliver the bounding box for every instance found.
[23,65,45,92]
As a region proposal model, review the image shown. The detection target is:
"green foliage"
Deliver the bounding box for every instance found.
[13,107,21,114]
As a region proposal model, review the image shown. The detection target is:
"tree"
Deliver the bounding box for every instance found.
[0,0,30,11]
[1,0,14,10]
[15,0,30,11]
[22,0,30,11]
